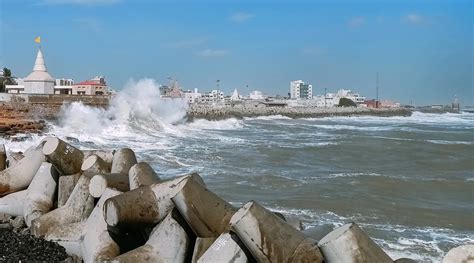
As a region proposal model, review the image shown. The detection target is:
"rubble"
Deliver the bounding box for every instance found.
[0,136,460,262]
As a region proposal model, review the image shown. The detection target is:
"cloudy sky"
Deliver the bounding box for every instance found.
[0,0,472,105]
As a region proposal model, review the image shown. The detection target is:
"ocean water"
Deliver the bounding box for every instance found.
[2,79,473,262]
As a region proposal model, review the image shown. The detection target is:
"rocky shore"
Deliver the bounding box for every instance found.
[187,103,413,120]
[0,102,54,137]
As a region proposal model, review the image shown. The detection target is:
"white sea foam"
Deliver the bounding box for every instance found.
[426,139,473,145]
[181,118,244,131]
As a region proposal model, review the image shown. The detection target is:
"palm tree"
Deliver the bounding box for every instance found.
[0,67,17,93]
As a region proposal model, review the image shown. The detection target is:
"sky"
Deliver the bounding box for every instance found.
[0,0,472,105]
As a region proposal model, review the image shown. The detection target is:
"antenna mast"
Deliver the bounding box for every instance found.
[376,72,379,108]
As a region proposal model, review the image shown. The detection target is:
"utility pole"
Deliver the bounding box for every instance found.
[324,87,327,108]
[376,72,379,108]
[216,79,220,90]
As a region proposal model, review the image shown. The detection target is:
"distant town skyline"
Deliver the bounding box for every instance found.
[0,0,472,105]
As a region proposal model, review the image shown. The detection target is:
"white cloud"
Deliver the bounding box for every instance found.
[229,12,254,23]
[40,0,120,5]
[196,49,229,57]
[348,17,365,28]
[402,13,428,25]
[73,17,102,32]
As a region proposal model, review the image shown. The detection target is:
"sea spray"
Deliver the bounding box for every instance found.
[57,78,188,136]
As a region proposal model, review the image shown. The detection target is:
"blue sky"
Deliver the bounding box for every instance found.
[0,0,472,105]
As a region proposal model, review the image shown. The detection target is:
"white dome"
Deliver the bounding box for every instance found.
[24,48,55,82]
[24,71,55,82]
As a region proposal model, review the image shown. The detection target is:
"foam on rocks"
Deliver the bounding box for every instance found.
[0,136,459,262]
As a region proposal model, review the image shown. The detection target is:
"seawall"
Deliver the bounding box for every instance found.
[187,103,413,120]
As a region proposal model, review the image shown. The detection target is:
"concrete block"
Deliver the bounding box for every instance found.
[5,151,24,168]
[111,148,137,175]
[0,144,6,171]
[103,173,205,227]
[23,162,59,227]
[112,209,190,262]
[230,201,324,262]
[81,154,110,177]
[197,233,251,263]
[31,175,94,237]
[0,148,45,196]
[0,190,27,216]
[83,149,114,168]
[191,237,217,263]
[81,188,122,262]
[58,173,81,207]
[44,222,85,258]
[128,162,160,190]
[318,222,393,263]
[42,136,84,175]
[442,245,474,263]
[172,178,236,237]
[89,173,129,198]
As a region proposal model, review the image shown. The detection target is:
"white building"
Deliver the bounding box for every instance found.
[249,90,265,100]
[54,78,74,94]
[313,89,366,107]
[290,80,313,99]
[183,88,202,104]
[198,89,224,103]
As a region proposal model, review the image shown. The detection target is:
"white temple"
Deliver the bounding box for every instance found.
[6,48,56,94]
[231,88,240,101]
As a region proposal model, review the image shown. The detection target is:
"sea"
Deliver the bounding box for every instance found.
[1,79,473,262]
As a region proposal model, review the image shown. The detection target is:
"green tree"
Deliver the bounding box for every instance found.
[0,67,17,93]
[338,97,357,107]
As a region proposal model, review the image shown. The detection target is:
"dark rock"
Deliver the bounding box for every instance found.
[0,228,69,262]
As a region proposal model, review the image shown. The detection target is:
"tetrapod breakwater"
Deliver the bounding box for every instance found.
[0,137,471,262]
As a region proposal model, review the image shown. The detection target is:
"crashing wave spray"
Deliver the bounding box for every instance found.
[57,78,188,136]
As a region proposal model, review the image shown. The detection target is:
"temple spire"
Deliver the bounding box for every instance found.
[33,48,47,72]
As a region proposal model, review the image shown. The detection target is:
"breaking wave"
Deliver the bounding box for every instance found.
[54,78,188,138]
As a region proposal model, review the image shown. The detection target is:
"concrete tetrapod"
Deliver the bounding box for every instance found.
[103,173,205,227]
[44,222,85,258]
[5,151,24,168]
[128,162,160,190]
[442,245,474,263]
[81,154,110,178]
[0,148,45,196]
[191,237,216,263]
[229,201,324,263]
[42,136,84,175]
[172,178,237,237]
[111,148,137,175]
[112,209,190,262]
[31,175,94,237]
[23,162,59,227]
[89,173,129,198]
[82,188,122,262]
[57,173,81,207]
[197,232,252,263]
[317,222,393,263]
[0,190,27,216]
[0,144,6,171]
[83,149,115,169]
